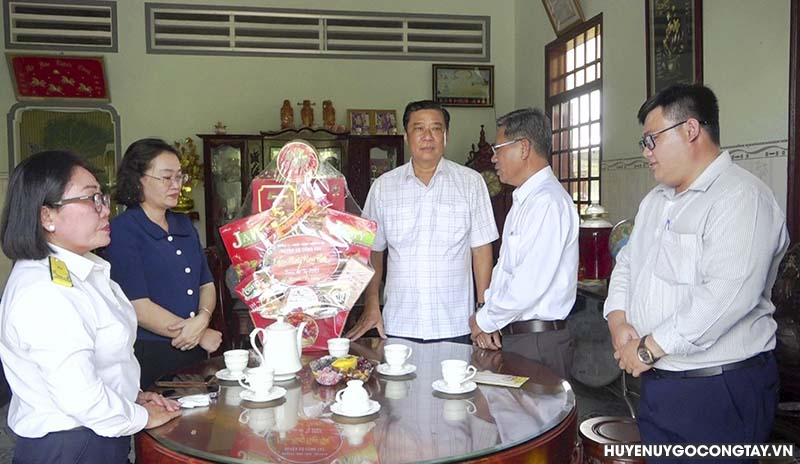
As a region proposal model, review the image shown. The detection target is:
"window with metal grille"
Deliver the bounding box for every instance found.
[145,3,489,61]
[3,0,116,51]
[545,15,602,214]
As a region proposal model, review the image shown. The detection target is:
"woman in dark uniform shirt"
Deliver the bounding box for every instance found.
[105,138,222,388]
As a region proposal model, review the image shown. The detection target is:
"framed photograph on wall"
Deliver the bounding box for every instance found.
[432,64,494,107]
[347,109,372,134]
[645,0,703,97]
[6,54,110,101]
[541,0,585,36]
[374,110,398,135]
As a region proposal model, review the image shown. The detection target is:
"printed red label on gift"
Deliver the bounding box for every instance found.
[277,141,319,183]
[268,235,339,285]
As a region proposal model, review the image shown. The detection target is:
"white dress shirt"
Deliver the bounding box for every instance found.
[476,167,579,333]
[604,151,789,371]
[363,159,499,339]
[0,245,148,438]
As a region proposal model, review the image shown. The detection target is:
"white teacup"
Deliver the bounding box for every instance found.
[239,407,275,436]
[383,344,412,372]
[442,399,477,421]
[327,337,350,358]
[441,359,477,389]
[335,379,371,415]
[224,349,249,376]
[238,366,274,398]
[384,379,411,400]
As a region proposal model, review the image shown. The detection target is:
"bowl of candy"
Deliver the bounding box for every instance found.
[310,355,376,386]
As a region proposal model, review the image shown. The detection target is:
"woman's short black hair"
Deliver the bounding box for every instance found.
[114,138,180,207]
[1,150,91,261]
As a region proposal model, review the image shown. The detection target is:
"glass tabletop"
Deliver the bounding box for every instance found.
[145,338,576,464]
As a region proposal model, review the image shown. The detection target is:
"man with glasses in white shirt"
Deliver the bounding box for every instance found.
[346,100,498,343]
[607,84,788,450]
[468,108,579,379]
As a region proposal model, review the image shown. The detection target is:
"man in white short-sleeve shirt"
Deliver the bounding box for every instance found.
[347,100,499,342]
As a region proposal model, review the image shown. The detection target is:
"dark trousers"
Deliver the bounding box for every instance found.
[638,352,779,464]
[13,427,129,464]
[135,339,206,389]
[501,327,574,379]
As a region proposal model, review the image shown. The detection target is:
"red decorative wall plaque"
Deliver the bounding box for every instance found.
[6,54,109,101]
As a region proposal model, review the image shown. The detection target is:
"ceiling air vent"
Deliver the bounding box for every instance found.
[146,3,489,62]
[3,0,117,51]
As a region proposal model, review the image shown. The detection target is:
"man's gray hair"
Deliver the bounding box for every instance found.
[496,108,552,163]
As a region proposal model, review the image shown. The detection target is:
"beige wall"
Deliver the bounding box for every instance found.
[0,0,518,284]
[0,0,793,287]
[515,0,790,223]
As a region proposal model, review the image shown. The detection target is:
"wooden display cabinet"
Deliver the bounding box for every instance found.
[197,134,264,249]
[347,134,404,206]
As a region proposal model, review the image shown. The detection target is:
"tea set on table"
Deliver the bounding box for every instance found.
[212,318,480,420]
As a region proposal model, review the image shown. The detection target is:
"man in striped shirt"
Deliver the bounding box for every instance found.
[346,100,498,343]
[608,84,788,450]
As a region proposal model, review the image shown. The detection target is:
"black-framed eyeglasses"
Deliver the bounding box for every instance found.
[144,173,189,186]
[638,119,707,151]
[53,192,110,213]
[490,138,524,155]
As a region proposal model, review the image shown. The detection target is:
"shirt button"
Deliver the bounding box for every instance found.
[176,250,182,255]
[185,267,191,273]
[167,236,174,242]
[187,289,194,295]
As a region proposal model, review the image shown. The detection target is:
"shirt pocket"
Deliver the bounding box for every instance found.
[436,203,469,243]
[384,203,417,247]
[502,235,520,273]
[653,230,699,285]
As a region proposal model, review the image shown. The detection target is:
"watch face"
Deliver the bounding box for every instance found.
[637,347,654,365]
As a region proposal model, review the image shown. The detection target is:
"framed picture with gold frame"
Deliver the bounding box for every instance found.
[374,110,398,135]
[432,64,494,107]
[347,109,372,135]
[541,0,585,36]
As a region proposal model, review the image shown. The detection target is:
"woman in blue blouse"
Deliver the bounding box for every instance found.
[106,138,222,388]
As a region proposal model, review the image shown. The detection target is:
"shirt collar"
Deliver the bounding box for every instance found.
[128,204,192,239]
[655,150,732,197]
[513,166,557,204]
[402,158,448,183]
[46,243,108,282]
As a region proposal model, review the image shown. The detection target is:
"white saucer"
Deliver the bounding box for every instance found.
[330,399,381,418]
[432,380,477,395]
[239,386,287,403]
[376,363,417,376]
[215,368,247,381]
[273,370,299,382]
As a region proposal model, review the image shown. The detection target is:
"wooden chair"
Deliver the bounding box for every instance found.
[204,245,236,357]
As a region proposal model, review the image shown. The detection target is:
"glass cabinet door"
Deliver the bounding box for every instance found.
[210,143,242,227]
[369,146,397,184]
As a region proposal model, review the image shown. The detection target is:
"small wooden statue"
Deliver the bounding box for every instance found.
[298,100,315,127]
[280,100,294,129]
[322,100,336,129]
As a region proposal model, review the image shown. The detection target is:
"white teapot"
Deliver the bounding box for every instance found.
[250,316,306,380]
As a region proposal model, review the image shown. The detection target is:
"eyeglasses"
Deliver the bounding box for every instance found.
[144,173,189,186]
[53,192,110,213]
[638,119,707,151]
[490,138,524,155]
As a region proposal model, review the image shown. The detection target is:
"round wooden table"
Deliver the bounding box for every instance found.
[136,338,578,463]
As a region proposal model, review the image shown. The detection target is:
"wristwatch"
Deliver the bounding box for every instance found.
[637,335,660,365]
[475,302,485,311]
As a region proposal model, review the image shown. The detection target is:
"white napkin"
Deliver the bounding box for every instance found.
[177,393,212,408]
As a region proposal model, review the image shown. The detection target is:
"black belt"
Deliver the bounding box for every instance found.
[647,352,771,379]
[500,319,567,335]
